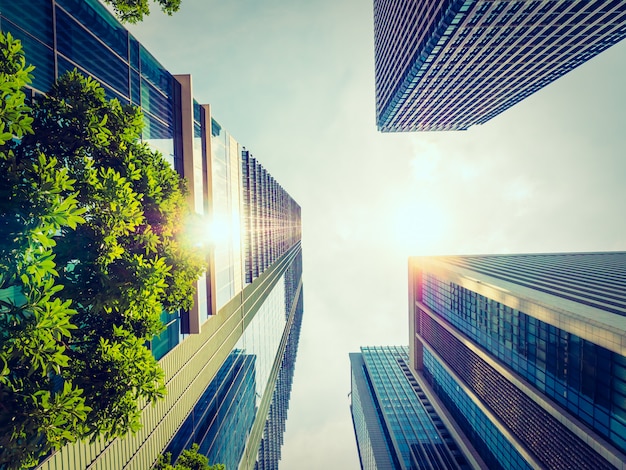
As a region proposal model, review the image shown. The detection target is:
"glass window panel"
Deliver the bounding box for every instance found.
[193,99,202,124]
[139,44,171,93]
[614,355,626,367]
[56,56,129,104]
[2,23,54,92]
[142,113,174,166]
[614,364,626,381]
[611,415,626,437]
[56,0,128,58]
[140,79,173,125]
[129,34,140,70]
[56,9,129,97]
[1,0,53,46]
[131,69,140,106]
[151,310,180,360]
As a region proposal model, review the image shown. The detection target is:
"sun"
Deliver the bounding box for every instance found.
[388,200,449,256]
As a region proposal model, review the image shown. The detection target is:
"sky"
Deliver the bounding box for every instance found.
[127,1,626,468]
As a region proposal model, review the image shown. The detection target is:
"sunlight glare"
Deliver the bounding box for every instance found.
[388,200,449,256]
[185,213,234,248]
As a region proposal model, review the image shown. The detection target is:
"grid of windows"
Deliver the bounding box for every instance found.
[211,118,244,310]
[1,0,178,158]
[422,272,626,454]
[164,351,257,470]
[351,346,470,469]
[422,349,532,470]
[166,261,303,469]
[418,308,616,469]
[374,0,626,131]
[352,352,400,470]
[255,282,304,470]
[242,152,302,285]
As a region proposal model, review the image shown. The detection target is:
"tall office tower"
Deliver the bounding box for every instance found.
[373,1,626,131]
[0,1,303,469]
[409,252,626,469]
[165,252,304,470]
[254,276,304,470]
[349,346,479,470]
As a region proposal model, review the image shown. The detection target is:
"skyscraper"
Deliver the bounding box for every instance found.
[164,252,304,470]
[349,346,478,469]
[409,252,626,469]
[373,1,626,131]
[0,1,303,469]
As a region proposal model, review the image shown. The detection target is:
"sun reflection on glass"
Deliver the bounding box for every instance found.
[184,213,234,249]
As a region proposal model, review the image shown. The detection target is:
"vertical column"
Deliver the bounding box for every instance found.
[408,258,423,371]
[173,74,201,334]
[201,104,217,318]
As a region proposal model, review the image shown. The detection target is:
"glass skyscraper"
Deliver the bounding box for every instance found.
[373,0,626,131]
[409,252,626,469]
[0,1,303,469]
[349,346,475,470]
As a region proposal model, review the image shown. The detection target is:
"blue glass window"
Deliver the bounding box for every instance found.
[56,9,129,97]
[129,35,140,70]
[131,69,141,106]
[151,310,180,360]
[56,56,129,104]
[140,79,173,124]
[139,44,171,93]
[56,0,128,58]
[0,0,53,46]
[1,22,54,92]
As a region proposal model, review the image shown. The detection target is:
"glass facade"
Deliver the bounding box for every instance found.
[167,253,304,468]
[1,0,178,161]
[0,0,302,470]
[166,249,304,470]
[242,151,302,285]
[165,350,257,470]
[422,271,626,454]
[373,0,626,131]
[255,276,304,470]
[439,252,626,315]
[350,346,470,470]
[411,253,626,469]
[165,276,287,463]
[1,3,303,468]
[350,352,398,470]
[1,0,303,357]
[422,349,531,470]
[211,118,244,310]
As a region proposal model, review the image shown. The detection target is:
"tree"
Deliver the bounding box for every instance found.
[0,33,207,468]
[154,444,225,470]
[103,0,181,23]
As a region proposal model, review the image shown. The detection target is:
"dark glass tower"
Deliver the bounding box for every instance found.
[409,252,626,469]
[349,346,477,470]
[373,0,626,131]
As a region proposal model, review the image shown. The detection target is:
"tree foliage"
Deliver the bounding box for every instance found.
[0,33,206,468]
[103,0,181,23]
[154,444,225,470]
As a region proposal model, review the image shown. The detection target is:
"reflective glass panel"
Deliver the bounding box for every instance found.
[0,0,53,46]
[56,0,128,58]
[56,9,129,97]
